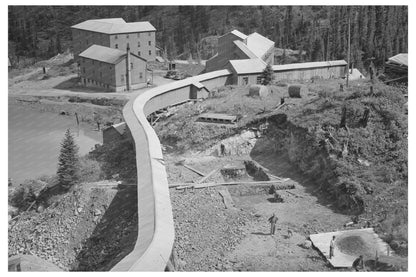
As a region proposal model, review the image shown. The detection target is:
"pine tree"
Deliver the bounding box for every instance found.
[260,63,274,85]
[57,129,80,189]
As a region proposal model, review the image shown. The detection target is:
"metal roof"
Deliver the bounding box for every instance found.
[71,18,156,34]
[246,32,275,58]
[229,58,267,74]
[79,45,126,64]
[272,60,347,71]
[387,53,408,67]
[233,40,258,59]
[192,82,205,89]
[230,30,248,40]
[111,122,127,135]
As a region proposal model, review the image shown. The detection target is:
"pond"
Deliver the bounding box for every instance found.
[8,102,102,185]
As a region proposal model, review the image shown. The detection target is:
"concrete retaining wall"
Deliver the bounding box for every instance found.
[111,69,231,271]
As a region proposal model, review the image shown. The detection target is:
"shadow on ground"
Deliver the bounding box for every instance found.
[70,185,138,271]
[53,77,111,93]
[249,137,344,215]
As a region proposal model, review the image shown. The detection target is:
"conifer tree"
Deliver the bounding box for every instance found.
[57,129,80,189]
[261,63,274,85]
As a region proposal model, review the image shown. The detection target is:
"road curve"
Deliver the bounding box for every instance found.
[110,70,231,271]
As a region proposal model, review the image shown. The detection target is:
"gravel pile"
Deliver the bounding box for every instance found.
[8,183,137,271]
[170,187,255,271]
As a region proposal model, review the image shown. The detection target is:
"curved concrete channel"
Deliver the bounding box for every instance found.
[110,70,231,271]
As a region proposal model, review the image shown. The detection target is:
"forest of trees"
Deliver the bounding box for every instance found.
[8,6,408,69]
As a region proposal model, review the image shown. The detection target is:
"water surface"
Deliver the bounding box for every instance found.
[8,102,102,185]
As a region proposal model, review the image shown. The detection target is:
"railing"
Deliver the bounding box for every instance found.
[110,69,231,271]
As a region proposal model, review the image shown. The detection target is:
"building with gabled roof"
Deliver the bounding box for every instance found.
[79,44,148,92]
[205,29,275,72]
[71,18,156,62]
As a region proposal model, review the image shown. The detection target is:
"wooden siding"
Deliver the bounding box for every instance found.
[72,29,156,62]
[273,65,346,81]
[109,31,156,61]
[80,53,147,91]
[80,57,115,88]
[72,29,110,60]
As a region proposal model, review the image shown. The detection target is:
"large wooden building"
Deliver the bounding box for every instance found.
[71,18,156,62]
[79,44,147,92]
[205,30,274,72]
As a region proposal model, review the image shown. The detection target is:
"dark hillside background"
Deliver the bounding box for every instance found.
[8,6,408,69]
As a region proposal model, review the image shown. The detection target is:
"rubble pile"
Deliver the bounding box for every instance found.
[8,183,138,271]
[170,187,256,271]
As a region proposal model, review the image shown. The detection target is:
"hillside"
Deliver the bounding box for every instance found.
[153,79,408,256]
[9,6,408,69]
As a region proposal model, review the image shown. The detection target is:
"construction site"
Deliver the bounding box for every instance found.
[8,7,408,273]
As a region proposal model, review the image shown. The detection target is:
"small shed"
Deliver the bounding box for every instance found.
[190,82,209,99]
[103,122,131,145]
[249,84,269,98]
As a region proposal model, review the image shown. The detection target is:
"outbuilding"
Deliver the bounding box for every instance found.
[79,44,147,92]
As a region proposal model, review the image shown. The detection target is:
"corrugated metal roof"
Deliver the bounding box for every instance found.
[387,53,408,67]
[229,58,267,74]
[233,40,258,59]
[79,44,126,64]
[231,30,248,40]
[246,32,275,58]
[71,18,156,34]
[272,60,347,71]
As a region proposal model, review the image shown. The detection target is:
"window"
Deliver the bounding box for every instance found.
[149,50,152,56]
[137,33,140,38]
[256,76,262,84]
[82,58,85,63]
[126,34,129,38]
[115,35,118,39]
[148,32,151,36]
[138,42,140,47]
[139,72,143,78]
[148,41,151,46]
[131,62,133,69]
[121,74,124,82]
[138,51,141,56]
[115,44,118,49]
[242,77,248,85]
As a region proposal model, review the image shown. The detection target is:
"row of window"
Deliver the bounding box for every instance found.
[84,78,110,89]
[114,32,152,39]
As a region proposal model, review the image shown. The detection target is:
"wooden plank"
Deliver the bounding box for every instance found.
[196,169,217,184]
[171,179,291,189]
[183,164,205,177]
[218,189,237,210]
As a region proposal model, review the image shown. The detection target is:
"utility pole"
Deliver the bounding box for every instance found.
[346,8,351,88]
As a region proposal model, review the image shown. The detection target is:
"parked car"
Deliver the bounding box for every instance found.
[164,70,177,79]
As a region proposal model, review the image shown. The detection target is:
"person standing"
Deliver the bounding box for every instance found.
[268,213,278,236]
[329,236,336,259]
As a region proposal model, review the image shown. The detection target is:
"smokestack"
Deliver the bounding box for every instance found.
[126,43,131,91]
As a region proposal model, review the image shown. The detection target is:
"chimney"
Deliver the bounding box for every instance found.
[126,43,131,91]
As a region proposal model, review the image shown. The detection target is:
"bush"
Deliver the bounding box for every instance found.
[79,157,105,183]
